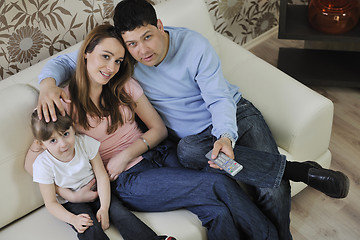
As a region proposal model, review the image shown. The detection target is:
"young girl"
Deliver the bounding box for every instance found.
[30,108,169,240]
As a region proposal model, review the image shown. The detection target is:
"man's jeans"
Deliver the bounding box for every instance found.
[112,147,279,240]
[63,193,159,240]
[177,97,292,240]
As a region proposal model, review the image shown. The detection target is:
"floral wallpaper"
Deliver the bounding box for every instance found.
[0,0,280,80]
[0,0,114,80]
[205,0,279,45]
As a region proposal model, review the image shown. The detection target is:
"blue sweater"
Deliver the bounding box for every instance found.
[38,26,242,140]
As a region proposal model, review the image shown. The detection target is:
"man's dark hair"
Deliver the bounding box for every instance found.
[114,0,158,34]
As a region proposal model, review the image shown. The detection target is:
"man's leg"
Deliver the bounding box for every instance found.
[112,160,278,240]
[234,97,292,240]
[177,127,286,188]
[177,130,291,240]
[177,98,292,239]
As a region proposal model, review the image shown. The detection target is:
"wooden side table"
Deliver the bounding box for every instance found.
[277,0,360,87]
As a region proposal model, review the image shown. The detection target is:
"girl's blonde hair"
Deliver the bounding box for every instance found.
[69,24,136,134]
[31,108,73,142]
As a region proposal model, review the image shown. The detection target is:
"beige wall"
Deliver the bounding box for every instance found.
[0,0,279,80]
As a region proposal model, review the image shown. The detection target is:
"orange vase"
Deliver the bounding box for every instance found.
[308,0,360,34]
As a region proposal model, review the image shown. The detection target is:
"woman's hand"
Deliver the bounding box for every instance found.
[96,207,110,230]
[106,93,169,181]
[24,140,44,176]
[106,153,131,181]
[56,179,98,203]
[73,179,99,202]
[70,213,93,233]
[38,77,70,122]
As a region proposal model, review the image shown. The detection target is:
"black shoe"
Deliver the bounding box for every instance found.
[158,236,176,240]
[305,161,350,198]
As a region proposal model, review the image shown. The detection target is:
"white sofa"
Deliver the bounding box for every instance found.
[0,0,334,239]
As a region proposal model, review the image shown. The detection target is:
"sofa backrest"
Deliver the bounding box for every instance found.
[154,0,219,54]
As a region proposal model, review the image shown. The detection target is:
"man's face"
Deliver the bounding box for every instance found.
[122,20,169,67]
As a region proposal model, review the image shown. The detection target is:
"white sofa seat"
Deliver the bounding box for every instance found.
[0,0,333,239]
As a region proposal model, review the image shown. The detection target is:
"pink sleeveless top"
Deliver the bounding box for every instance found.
[63,78,144,170]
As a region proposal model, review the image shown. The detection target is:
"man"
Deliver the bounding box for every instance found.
[37,0,349,239]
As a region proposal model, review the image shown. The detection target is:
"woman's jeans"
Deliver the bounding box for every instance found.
[177,97,292,240]
[63,193,159,240]
[112,149,279,240]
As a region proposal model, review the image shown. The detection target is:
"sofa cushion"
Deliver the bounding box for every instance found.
[0,207,206,240]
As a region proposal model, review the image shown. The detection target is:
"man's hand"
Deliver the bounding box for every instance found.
[208,137,235,169]
[38,77,70,122]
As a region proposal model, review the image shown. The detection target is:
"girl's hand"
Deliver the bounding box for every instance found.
[70,213,93,233]
[96,208,110,230]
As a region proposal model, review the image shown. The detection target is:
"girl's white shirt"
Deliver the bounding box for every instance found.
[33,134,100,204]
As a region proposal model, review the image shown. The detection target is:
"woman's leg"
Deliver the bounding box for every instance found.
[107,193,161,240]
[62,201,109,240]
[112,160,278,240]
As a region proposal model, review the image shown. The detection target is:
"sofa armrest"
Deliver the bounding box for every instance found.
[0,84,42,228]
[216,33,333,160]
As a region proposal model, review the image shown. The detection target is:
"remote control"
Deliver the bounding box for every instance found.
[205,150,243,176]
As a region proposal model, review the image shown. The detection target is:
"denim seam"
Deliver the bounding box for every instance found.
[274,154,287,188]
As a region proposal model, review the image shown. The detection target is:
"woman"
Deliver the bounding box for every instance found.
[26,24,174,240]
[25,24,278,240]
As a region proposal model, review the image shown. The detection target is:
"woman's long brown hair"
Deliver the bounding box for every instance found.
[69,24,136,134]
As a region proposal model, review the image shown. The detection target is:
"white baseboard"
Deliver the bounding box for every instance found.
[243,26,278,50]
